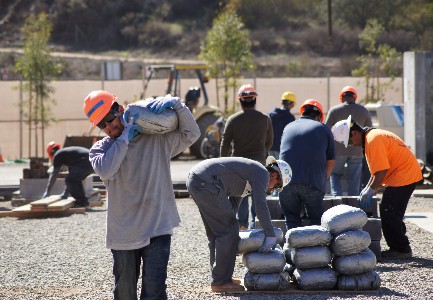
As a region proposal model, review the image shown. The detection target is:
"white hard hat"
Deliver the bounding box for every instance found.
[331,115,351,148]
[266,156,292,192]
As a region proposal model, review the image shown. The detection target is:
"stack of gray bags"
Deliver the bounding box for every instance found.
[283,225,337,290]
[284,204,381,291]
[237,228,289,291]
[322,204,381,290]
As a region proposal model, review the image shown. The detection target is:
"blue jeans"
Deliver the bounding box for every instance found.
[237,195,256,229]
[279,183,325,230]
[330,156,363,196]
[111,235,171,300]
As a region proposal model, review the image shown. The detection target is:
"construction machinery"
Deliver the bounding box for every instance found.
[142,64,222,158]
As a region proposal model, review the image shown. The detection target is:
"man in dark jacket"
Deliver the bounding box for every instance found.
[43,141,94,207]
[269,91,296,159]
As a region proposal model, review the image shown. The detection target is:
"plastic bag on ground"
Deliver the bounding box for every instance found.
[321,204,368,235]
[331,229,371,256]
[291,246,332,269]
[285,225,332,248]
[242,247,286,274]
[293,267,338,290]
[338,270,381,290]
[238,228,284,254]
[244,271,290,291]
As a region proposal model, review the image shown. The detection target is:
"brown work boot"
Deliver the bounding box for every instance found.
[381,249,412,260]
[231,278,242,285]
[211,282,245,293]
[239,226,248,231]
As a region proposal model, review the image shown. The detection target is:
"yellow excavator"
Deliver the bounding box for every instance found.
[142,64,222,158]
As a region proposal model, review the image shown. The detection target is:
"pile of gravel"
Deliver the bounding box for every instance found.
[0,197,432,299]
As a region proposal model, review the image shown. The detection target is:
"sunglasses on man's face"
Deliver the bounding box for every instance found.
[96,111,118,129]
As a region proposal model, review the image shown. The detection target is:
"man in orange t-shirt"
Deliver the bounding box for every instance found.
[331,116,422,260]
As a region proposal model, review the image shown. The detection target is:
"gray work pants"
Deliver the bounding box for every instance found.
[186,172,240,286]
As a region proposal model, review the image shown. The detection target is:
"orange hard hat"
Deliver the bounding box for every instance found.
[339,86,358,102]
[299,99,324,122]
[238,84,258,99]
[83,90,116,127]
[46,141,61,159]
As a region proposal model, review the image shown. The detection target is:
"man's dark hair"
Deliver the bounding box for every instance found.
[350,121,364,134]
[301,105,321,120]
[240,98,256,109]
[111,102,120,112]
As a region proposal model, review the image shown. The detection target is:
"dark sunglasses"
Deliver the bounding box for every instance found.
[96,110,118,129]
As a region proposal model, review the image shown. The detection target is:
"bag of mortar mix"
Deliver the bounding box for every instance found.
[291,246,332,269]
[238,227,284,254]
[242,247,286,274]
[331,229,371,256]
[285,225,332,248]
[283,243,293,264]
[321,204,368,235]
[244,271,290,291]
[293,267,338,290]
[125,98,179,134]
[332,248,377,275]
[338,270,381,290]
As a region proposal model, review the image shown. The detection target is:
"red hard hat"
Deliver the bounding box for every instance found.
[299,99,324,122]
[46,141,61,159]
[238,84,258,99]
[339,86,358,102]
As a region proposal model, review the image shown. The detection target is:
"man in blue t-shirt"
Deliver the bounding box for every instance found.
[279,99,335,230]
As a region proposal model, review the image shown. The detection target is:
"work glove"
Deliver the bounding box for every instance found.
[258,236,277,253]
[117,111,142,145]
[359,186,374,208]
[146,96,179,114]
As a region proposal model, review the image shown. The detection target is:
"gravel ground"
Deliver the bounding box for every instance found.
[0,196,433,300]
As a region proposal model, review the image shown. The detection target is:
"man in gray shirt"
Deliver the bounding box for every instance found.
[84,90,200,299]
[187,156,291,293]
[325,86,372,196]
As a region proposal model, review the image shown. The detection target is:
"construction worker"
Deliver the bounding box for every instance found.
[332,116,422,260]
[186,156,292,293]
[83,90,200,299]
[43,142,94,207]
[279,99,335,230]
[268,91,296,159]
[325,86,372,196]
[220,84,273,230]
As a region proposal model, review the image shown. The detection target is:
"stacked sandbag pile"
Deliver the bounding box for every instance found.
[283,225,337,291]
[237,228,290,291]
[321,204,381,291]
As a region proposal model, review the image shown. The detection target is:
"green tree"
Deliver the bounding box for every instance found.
[352,19,400,103]
[199,8,254,114]
[15,13,63,158]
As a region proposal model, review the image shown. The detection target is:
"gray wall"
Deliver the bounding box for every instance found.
[404,52,433,165]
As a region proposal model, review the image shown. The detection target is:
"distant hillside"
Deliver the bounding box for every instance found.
[1,0,431,79]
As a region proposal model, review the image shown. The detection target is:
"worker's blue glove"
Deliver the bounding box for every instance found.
[359,187,374,208]
[258,236,277,253]
[118,111,142,144]
[146,96,179,114]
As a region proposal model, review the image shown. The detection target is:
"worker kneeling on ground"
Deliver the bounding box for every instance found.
[43,141,94,207]
[332,116,422,260]
[186,156,291,293]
